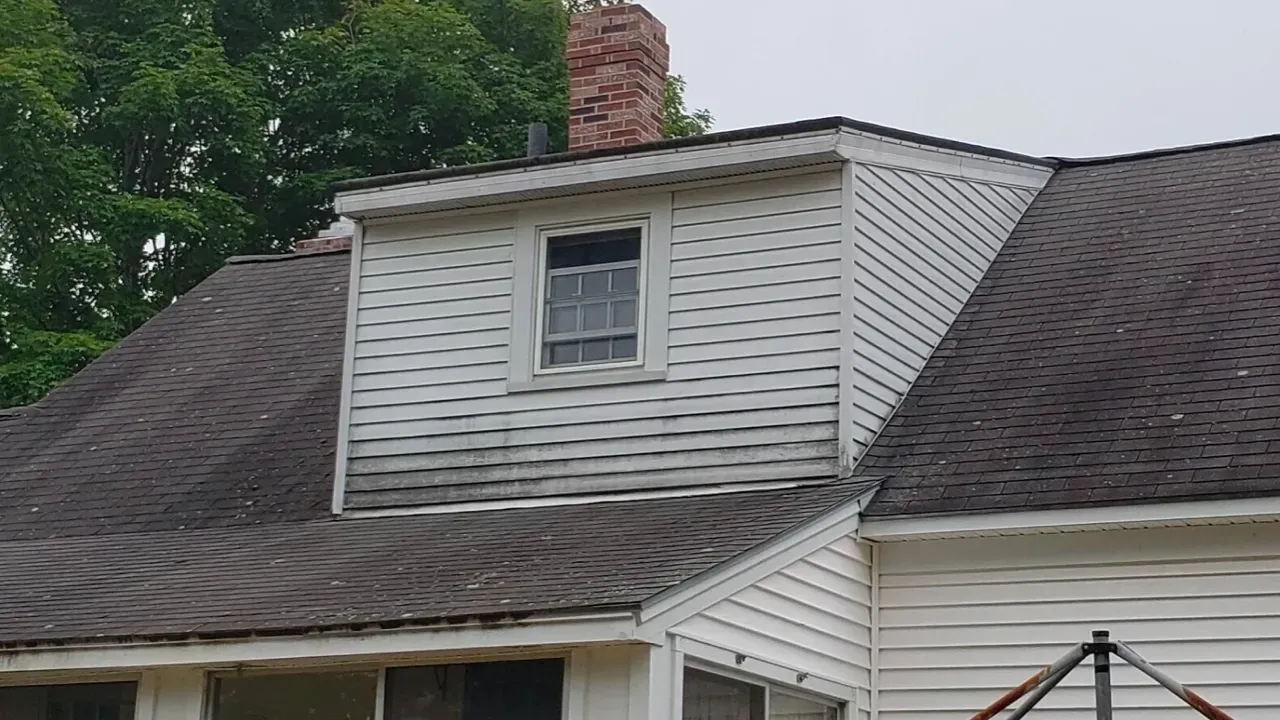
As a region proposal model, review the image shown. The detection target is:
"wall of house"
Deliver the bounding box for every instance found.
[343,169,845,509]
[671,533,873,719]
[875,524,1280,720]
[847,163,1041,458]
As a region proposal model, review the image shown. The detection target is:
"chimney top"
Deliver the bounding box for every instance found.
[295,218,354,254]
[567,3,669,152]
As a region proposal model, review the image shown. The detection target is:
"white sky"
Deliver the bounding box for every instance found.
[639,0,1280,158]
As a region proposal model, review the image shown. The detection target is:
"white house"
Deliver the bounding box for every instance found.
[2,3,1277,720]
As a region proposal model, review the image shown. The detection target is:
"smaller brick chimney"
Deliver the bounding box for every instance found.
[295,218,355,254]
[567,3,669,151]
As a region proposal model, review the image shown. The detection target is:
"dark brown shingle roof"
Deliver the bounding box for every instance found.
[0,247,876,645]
[0,479,872,645]
[862,137,1280,516]
[0,253,349,541]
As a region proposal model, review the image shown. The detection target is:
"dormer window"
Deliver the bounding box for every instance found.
[508,194,673,392]
[540,225,644,370]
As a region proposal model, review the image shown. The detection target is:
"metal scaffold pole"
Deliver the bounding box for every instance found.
[1091,630,1113,720]
[964,630,1239,720]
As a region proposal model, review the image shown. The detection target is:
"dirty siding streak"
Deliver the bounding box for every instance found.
[342,171,843,508]
[848,166,1039,458]
[671,534,873,715]
[876,524,1280,720]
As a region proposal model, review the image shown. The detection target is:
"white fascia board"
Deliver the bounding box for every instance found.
[835,129,1054,189]
[859,495,1280,542]
[334,131,844,219]
[634,488,876,640]
[0,613,639,674]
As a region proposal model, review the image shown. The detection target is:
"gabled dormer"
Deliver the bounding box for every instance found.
[328,5,1053,515]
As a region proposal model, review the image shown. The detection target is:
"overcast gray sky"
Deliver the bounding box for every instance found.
[639,0,1280,158]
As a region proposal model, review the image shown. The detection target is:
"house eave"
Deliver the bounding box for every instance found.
[858,494,1280,542]
[333,130,847,220]
[0,611,642,674]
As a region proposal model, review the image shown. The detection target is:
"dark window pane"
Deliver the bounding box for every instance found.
[547,227,641,269]
[611,267,638,292]
[212,672,377,720]
[0,683,136,720]
[682,669,765,720]
[548,305,578,334]
[547,342,580,366]
[384,665,465,720]
[612,335,638,360]
[387,659,564,720]
[461,659,564,720]
[581,271,610,296]
[581,302,609,331]
[581,339,611,363]
[611,299,637,329]
[549,274,579,299]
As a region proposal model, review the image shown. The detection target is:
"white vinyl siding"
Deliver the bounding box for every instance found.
[876,524,1280,720]
[672,534,873,719]
[848,165,1040,457]
[344,171,843,508]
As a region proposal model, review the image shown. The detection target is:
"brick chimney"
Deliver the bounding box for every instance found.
[295,218,355,253]
[567,3,669,151]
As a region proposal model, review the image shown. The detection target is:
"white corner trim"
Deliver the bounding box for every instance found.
[676,637,858,703]
[835,129,1053,189]
[0,614,640,674]
[331,222,364,515]
[859,495,1280,541]
[335,133,845,218]
[836,160,856,474]
[634,488,875,639]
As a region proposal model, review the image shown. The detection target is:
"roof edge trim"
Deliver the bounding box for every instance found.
[0,611,641,673]
[1054,130,1280,167]
[330,117,1053,197]
[859,494,1280,541]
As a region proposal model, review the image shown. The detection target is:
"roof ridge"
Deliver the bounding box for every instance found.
[227,248,352,265]
[1052,131,1280,167]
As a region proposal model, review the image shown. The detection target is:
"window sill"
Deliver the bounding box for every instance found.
[508,368,667,393]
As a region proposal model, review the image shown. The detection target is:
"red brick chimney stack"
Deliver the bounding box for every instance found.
[567,3,669,151]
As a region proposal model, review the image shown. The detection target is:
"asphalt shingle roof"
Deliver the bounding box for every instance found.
[862,137,1280,516]
[0,248,875,645]
[0,252,348,541]
[0,479,871,645]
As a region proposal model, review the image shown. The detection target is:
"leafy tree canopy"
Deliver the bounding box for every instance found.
[0,0,713,408]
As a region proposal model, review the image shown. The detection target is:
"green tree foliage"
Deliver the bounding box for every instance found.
[0,0,714,408]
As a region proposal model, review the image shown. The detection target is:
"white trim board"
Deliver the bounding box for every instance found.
[334,128,1053,220]
[331,221,364,515]
[859,495,1280,541]
[0,614,638,674]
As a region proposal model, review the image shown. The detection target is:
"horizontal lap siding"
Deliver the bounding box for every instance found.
[673,535,874,694]
[849,166,1039,458]
[877,524,1280,720]
[345,171,843,509]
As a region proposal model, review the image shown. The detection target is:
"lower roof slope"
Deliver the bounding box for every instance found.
[0,478,872,646]
[863,137,1280,516]
[0,252,349,541]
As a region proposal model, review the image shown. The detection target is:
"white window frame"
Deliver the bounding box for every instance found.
[681,660,845,720]
[508,193,672,392]
[534,219,648,374]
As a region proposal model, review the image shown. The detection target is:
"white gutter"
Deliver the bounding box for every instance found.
[859,495,1280,541]
[0,613,640,673]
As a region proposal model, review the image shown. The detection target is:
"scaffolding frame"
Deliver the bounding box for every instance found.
[968,630,1236,720]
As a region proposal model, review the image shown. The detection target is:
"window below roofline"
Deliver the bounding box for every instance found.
[508,193,673,393]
